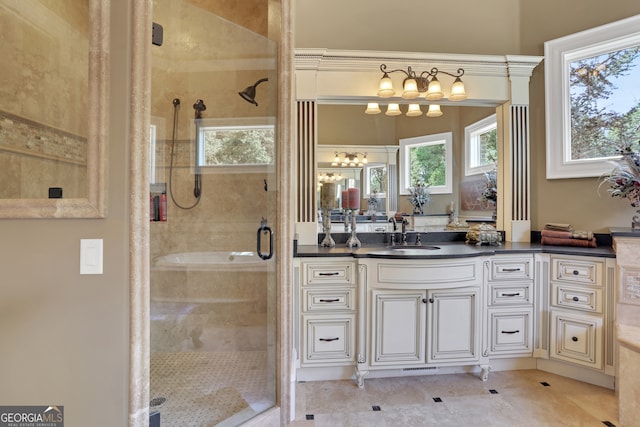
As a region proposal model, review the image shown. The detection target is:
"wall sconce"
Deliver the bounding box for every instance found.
[318,172,343,182]
[332,152,368,167]
[365,63,467,117]
[376,64,467,101]
[365,102,443,117]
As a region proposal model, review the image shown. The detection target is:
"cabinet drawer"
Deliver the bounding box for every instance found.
[489,308,533,355]
[304,262,354,286]
[552,257,603,285]
[304,288,355,312]
[302,314,355,365]
[551,283,602,313]
[550,310,603,370]
[489,282,532,306]
[489,256,533,281]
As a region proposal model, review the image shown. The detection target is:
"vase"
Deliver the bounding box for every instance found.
[633,209,640,230]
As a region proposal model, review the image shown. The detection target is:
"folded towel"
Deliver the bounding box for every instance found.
[541,229,594,240]
[541,236,597,248]
[544,223,574,232]
[541,229,572,239]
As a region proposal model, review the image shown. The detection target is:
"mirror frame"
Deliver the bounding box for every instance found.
[0,0,108,219]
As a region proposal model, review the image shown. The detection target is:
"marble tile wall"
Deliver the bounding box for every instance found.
[0,1,89,199]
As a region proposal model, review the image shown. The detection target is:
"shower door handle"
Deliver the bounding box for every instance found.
[257,218,273,260]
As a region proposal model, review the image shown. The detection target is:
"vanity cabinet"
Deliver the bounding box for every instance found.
[358,257,487,385]
[370,287,481,366]
[486,255,534,356]
[548,255,612,371]
[297,259,357,367]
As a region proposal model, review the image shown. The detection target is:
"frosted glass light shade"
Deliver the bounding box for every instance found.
[385,103,402,116]
[449,77,467,101]
[401,78,420,99]
[425,77,444,100]
[377,74,395,97]
[406,103,422,117]
[426,104,443,117]
[365,102,381,114]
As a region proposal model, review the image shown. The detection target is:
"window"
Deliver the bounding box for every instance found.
[364,163,387,197]
[197,118,275,169]
[399,132,453,194]
[545,15,640,178]
[465,114,497,176]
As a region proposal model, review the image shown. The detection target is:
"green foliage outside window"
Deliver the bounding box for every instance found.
[202,127,274,165]
[570,46,640,160]
[409,144,446,187]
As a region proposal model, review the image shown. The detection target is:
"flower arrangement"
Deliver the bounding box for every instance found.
[600,145,640,207]
[480,168,497,204]
[407,183,430,214]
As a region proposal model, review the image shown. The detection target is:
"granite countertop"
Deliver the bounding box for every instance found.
[294,240,617,259]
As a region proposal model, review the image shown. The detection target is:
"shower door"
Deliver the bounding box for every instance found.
[149,1,278,425]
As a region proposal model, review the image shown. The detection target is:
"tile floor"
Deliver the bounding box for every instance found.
[289,370,621,426]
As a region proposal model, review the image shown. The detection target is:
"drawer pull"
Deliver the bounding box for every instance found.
[572,270,579,275]
[319,337,339,342]
[502,268,521,272]
[319,298,340,303]
[318,272,339,276]
[572,296,580,302]
[501,330,520,334]
[502,292,521,297]
[571,336,578,342]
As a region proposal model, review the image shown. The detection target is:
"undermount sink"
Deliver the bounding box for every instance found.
[387,245,441,250]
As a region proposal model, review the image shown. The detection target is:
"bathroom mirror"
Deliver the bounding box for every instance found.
[0,0,107,218]
[316,105,498,224]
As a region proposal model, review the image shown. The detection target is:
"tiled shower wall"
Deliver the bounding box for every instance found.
[0,1,89,199]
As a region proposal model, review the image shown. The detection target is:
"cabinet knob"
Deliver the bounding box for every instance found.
[571,336,578,342]
[572,296,579,302]
[572,270,579,275]
[429,298,434,303]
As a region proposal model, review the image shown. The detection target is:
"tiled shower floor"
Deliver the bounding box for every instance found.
[290,369,620,426]
[150,350,274,426]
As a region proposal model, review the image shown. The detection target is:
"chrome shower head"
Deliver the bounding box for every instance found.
[239,78,268,106]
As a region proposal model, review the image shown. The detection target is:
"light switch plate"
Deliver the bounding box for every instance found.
[80,239,103,275]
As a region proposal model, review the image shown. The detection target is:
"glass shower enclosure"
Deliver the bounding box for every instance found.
[149,1,278,425]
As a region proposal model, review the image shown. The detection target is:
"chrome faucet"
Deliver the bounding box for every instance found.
[389,216,397,231]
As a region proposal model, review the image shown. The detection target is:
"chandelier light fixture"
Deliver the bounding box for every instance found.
[365,63,467,117]
[331,152,368,167]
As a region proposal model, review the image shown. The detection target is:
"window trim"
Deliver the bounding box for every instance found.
[545,15,640,179]
[399,132,453,195]
[364,162,387,198]
[464,114,496,176]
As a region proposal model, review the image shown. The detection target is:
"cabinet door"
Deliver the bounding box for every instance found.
[370,289,426,366]
[427,287,480,363]
[550,310,603,370]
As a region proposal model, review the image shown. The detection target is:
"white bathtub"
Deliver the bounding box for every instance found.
[153,251,269,271]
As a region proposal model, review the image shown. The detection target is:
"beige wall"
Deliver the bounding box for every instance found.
[299,1,640,232]
[0,1,130,426]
